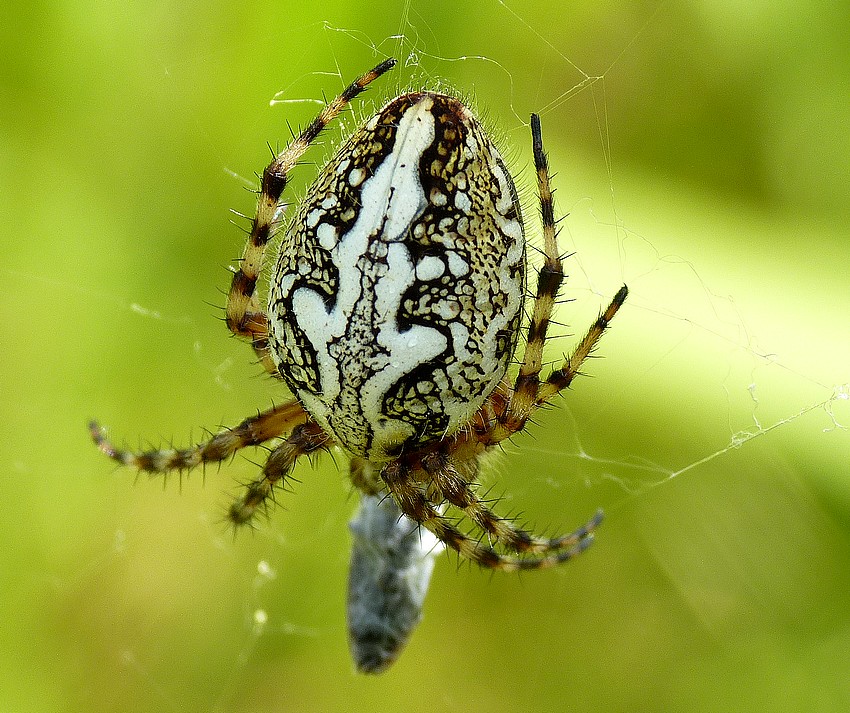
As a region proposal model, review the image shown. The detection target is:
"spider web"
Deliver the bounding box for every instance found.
[3,2,848,712]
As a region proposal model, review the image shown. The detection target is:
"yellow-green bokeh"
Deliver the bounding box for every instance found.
[2,1,849,712]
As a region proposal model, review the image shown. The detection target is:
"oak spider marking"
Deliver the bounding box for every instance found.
[90,57,627,573]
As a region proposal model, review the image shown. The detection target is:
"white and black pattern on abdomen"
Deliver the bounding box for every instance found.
[268,93,525,461]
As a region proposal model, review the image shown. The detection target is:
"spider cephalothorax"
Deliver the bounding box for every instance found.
[91,58,626,575]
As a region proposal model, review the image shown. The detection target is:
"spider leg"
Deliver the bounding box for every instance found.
[225,58,397,374]
[381,458,597,571]
[421,451,601,556]
[89,399,308,473]
[535,284,628,406]
[497,113,627,435]
[502,113,564,433]
[229,421,331,525]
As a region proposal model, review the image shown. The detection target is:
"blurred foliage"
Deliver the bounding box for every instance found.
[1,1,849,712]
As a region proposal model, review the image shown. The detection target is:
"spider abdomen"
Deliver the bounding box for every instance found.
[268,92,526,461]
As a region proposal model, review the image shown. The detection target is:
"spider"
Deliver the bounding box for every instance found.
[90,58,627,573]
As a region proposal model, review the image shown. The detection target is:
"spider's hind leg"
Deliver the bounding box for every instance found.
[381,455,598,572]
[420,450,600,556]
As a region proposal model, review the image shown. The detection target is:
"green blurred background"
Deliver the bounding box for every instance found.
[2,1,849,711]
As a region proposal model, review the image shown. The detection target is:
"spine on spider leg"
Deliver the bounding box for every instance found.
[347,493,443,674]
